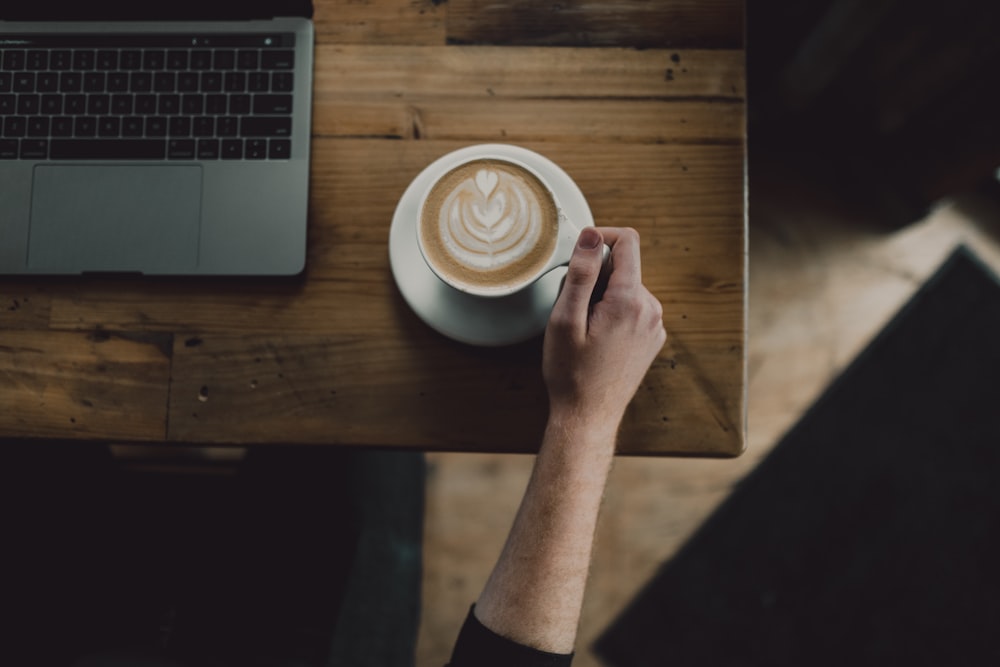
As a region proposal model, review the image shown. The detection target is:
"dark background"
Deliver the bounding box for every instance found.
[748,0,1000,227]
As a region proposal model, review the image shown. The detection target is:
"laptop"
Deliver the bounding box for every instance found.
[0,0,314,275]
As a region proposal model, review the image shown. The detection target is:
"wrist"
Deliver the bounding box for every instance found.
[543,404,620,468]
[546,400,623,444]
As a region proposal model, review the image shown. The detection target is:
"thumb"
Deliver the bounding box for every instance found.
[550,227,605,336]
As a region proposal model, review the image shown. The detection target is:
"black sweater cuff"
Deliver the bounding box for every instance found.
[446,605,574,667]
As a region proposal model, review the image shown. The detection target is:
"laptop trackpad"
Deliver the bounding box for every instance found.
[28,165,202,272]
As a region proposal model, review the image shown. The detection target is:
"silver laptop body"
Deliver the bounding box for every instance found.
[0,3,313,275]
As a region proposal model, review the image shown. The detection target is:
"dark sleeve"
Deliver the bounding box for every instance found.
[446,605,574,667]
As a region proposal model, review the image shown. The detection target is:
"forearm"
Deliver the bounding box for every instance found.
[473,414,616,654]
[460,226,665,661]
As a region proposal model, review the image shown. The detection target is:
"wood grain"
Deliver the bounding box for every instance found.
[0,330,171,441]
[0,2,747,456]
[311,45,743,142]
[446,0,745,49]
[313,0,446,46]
[168,333,551,449]
[313,45,746,99]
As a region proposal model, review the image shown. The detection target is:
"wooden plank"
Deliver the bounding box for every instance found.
[315,97,742,144]
[446,0,744,49]
[0,330,171,441]
[313,0,447,46]
[168,333,550,449]
[314,46,746,99]
[167,329,742,456]
[311,46,744,142]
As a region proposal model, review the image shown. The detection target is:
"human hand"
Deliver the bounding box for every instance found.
[543,227,667,435]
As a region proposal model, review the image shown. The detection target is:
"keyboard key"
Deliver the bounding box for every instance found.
[224,72,246,93]
[64,95,86,115]
[192,116,214,136]
[197,139,219,159]
[0,73,10,92]
[3,51,26,70]
[248,72,269,92]
[74,116,97,137]
[36,72,59,92]
[0,139,17,159]
[154,72,176,92]
[221,138,242,159]
[168,139,195,159]
[50,50,72,70]
[27,117,49,137]
[51,117,73,136]
[60,72,83,92]
[252,95,292,115]
[241,116,291,137]
[50,139,166,160]
[135,94,157,114]
[214,50,236,70]
[83,72,105,93]
[261,51,294,70]
[13,73,35,93]
[272,72,294,92]
[246,138,267,159]
[237,50,259,70]
[18,95,40,115]
[130,72,152,93]
[200,72,223,92]
[97,51,118,70]
[145,117,167,136]
[26,51,48,70]
[177,72,199,93]
[229,94,251,115]
[4,116,26,137]
[20,139,47,159]
[205,94,227,114]
[268,139,290,160]
[182,94,204,115]
[217,116,238,137]
[107,72,130,92]
[73,50,95,70]
[144,50,165,70]
[0,95,14,115]
[122,117,143,136]
[169,116,190,136]
[158,94,180,115]
[88,94,110,116]
[190,51,212,70]
[41,94,62,114]
[120,50,142,70]
[111,94,133,114]
[167,51,189,70]
[98,117,120,137]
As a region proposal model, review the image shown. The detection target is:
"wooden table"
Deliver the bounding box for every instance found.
[0,0,746,456]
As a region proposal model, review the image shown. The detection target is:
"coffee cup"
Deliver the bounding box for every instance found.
[416,149,585,298]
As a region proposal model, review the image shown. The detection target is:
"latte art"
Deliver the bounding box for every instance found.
[420,159,559,293]
[440,168,544,270]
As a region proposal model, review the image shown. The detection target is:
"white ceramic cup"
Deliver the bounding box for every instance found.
[416,148,585,298]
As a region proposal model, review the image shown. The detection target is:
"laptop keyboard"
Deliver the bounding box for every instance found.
[0,34,296,161]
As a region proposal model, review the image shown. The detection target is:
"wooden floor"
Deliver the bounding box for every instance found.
[416,154,1000,666]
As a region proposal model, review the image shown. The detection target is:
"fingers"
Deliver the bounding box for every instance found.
[549,227,606,339]
[595,227,642,289]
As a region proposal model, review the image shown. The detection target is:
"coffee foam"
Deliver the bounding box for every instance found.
[420,159,559,292]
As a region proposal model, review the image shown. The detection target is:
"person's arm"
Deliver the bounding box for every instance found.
[448,227,666,664]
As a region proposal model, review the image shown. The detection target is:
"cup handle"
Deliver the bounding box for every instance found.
[546,216,611,272]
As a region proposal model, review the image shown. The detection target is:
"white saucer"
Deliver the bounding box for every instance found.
[389,144,595,346]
